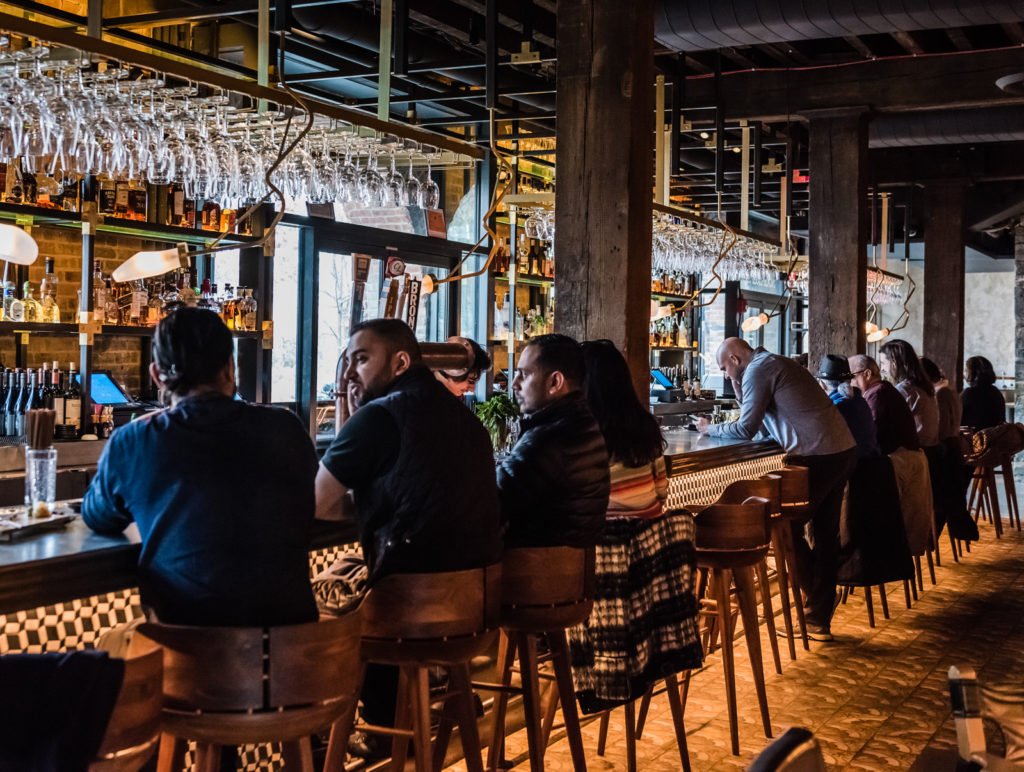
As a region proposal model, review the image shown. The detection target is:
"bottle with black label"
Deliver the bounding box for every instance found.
[114,179,130,217]
[99,177,117,214]
[168,182,185,227]
[127,179,147,221]
[65,362,81,433]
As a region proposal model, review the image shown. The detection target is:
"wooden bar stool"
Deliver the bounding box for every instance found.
[694,494,773,755]
[481,546,593,772]
[140,612,363,772]
[89,646,164,772]
[718,476,784,676]
[773,465,812,652]
[358,565,501,772]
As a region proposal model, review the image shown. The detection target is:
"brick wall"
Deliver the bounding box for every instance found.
[1,226,147,395]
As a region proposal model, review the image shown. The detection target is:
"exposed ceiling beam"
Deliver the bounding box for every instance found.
[683,48,1024,121]
[103,0,338,29]
[720,46,758,69]
[945,27,973,52]
[890,30,924,56]
[844,35,876,60]
[869,141,1024,185]
[1002,22,1024,44]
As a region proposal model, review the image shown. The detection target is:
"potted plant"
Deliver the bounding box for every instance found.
[475,393,520,451]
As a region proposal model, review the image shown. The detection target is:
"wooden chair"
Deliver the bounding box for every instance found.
[481,547,595,772]
[356,565,501,772]
[89,646,164,772]
[694,494,773,755]
[139,612,363,772]
[746,727,826,772]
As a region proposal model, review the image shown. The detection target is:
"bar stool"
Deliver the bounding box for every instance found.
[89,646,164,772]
[140,613,363,772]
[481,546,592,772]
[717,476,784,676]
[356,565,501,772]
[694,494,773,755]
[772,466,812,652]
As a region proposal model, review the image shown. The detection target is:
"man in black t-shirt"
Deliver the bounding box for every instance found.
[315,320,502,756]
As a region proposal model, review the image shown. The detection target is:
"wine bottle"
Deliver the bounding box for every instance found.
[0,369,8,437]
[65,362,81,433]
[50,363,64,426]
[15,370,30,435]
[3,369,18,436]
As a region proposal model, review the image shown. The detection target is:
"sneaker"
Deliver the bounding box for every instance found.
[776,624,833,642]
[348,730,390,763]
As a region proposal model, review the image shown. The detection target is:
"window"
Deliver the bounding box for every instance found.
[271,225,302,403]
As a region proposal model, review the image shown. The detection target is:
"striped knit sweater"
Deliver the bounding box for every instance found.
[606,456,668,519]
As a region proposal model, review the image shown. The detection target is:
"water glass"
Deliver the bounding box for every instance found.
[25,447,56,518]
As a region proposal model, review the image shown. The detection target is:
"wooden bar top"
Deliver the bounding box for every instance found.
[0,514,358,616]
[662,428,783,476]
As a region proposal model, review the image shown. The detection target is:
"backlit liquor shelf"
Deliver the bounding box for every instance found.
[0,322,264,340]
[0,201,261,248]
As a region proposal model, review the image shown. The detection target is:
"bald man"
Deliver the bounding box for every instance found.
[698,340,856,640]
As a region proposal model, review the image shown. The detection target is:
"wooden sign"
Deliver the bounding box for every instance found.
[306,202,336,220]
[406,278,422,332]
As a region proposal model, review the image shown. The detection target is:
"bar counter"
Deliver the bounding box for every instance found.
[0,432,784,654]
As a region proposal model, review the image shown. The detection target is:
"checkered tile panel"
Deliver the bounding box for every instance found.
[666,453,787,510]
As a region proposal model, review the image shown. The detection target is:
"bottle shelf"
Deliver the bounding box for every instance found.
[0,202,261,247]
[651,345,698,351]
[494,274,554,287]
[0,321,262,339]
[650,291,696,303]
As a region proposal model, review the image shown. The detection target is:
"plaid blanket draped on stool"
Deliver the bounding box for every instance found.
[568,509,704,715]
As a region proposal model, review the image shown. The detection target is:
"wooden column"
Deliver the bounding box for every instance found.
[807,110,869,372]
[923,182,967,391]
[1015,218,1024,479]
[555,0,653,399]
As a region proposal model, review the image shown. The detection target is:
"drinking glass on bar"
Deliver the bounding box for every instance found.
[25,446,56,519]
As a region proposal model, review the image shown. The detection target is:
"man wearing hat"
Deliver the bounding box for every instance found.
[816,354,879,458]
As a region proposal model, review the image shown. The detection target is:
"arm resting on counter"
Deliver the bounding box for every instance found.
[81,439,133,535]
[705,370,770,441]
[315,464,355,521]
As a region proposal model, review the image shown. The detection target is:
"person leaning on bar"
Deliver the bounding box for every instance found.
[313,318,503,761]
[697,338,857,641]
[82,307,320,629]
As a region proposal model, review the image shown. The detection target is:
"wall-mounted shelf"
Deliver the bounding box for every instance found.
[494,274,554,287]
[651,291,696,303]
[0,202,261,247]
[0,321,262,340]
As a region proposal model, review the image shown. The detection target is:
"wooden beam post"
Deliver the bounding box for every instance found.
[808,109,869,372]
[555,0,654,399]
[923,182,967,391]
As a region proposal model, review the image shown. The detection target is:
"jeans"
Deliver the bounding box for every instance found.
[788,447,858,629]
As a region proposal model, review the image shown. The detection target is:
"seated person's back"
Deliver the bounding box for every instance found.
[498,334,610,548]
[317,319,502,581]
[83,308,319,627]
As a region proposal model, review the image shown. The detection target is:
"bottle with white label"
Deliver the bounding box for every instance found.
[50,363,65,426]
[65,362,81,432]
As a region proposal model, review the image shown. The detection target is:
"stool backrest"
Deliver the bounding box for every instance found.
[694,496,770,551]
[138,611,362,712]
[720,477,781,516]
[362,563,502,641]
[92,647,163,766]
[776,465,811,510]
[746,727,826,772]
[500,546,594,608]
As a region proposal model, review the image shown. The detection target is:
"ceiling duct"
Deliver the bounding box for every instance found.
[869,106,1024,148]
[654,0,1024,51]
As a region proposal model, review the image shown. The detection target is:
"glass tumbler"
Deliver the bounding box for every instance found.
[25,447,57,519]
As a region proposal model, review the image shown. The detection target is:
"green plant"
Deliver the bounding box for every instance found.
[475,392,520,449]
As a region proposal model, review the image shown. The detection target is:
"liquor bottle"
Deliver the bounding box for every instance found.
[50,363,64,425]
[127,179,147,221]
[197,278,220,313]
[0,369,8,437]
[41,258,59,322]
[219,209,236,233]
[38,363,48,405]
[92,263,106,323]
[3,369,18,436]
[26,368,41,411]
[238,288,257,331]
[21,282,40,323]
[201,199,222,231]
[2,281,13,320]
[146,282,162,325]
[129,281,147,326]
[182,196,196,229]
[65,363,81,433]
[98,177,117,215]
[221,284,236,329]
[114,178,130,217]
[22,170,37,205]
[8,286,24,322]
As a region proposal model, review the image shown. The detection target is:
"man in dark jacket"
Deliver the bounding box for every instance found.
[498,334,610,548]
[816,354,879,459]
[849,354,919,454]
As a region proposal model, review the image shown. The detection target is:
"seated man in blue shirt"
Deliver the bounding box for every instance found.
[83,307,319,628]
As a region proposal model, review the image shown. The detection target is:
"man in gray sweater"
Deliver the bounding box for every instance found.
[698,338,857,640]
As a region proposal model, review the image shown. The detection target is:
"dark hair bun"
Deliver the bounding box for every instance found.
[152,307,234,396]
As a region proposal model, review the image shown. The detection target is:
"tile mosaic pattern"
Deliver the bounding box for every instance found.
[492,495,1024,771]
[666,454,787,510]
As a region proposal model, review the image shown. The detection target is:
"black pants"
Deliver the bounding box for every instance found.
[788,447,858,629]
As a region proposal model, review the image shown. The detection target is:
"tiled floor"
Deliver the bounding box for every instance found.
[482,506,1024,771]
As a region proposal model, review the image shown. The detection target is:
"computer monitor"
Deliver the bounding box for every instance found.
[74,372,132,405]
[651,369,674,389]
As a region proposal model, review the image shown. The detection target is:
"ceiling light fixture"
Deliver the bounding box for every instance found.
[741,312,769,332]
[112,243,190,283]
[0,224,38,265]
[867,327,890,343]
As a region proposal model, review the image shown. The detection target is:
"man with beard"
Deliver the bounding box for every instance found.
[314,319,502,759]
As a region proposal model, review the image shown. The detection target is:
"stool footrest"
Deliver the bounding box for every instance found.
[358,722,415,740]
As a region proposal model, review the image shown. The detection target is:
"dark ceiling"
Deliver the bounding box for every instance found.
[21,0,1024,256]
